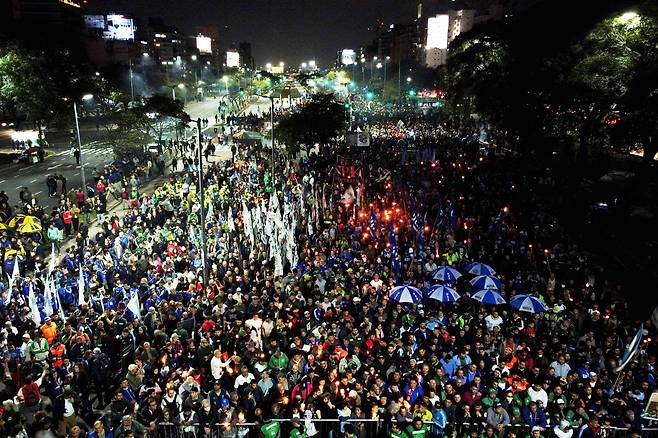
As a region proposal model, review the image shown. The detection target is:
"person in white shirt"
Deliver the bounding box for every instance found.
[210,349,231,380]
[234,366,255,389]
[369,274,383,291]
[527,382,548,407]
[485,311,504,332]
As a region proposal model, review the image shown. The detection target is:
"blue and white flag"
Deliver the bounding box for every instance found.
[369,209,377,240]
[615,325,644,373]
[389,223,401,281]
[127,290,141,320]
[77,268,85,306]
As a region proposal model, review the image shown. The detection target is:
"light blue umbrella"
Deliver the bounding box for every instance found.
[427,284,461,303]
[470,275,503,290]
[389,285,423,304]
[510,294,547,313]
[471,289,506,305]
[431,266,462,282]
[465,262,496,276]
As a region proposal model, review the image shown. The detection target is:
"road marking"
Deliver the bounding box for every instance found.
[30,179,37,183]
[56,150,69,156]
[0,180,5,184]
[35,191,42,195]
[74,172,79,176]
[47,164,62,170]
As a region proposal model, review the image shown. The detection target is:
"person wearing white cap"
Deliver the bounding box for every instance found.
[554,420,573,438]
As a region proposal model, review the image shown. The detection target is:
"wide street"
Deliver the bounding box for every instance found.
[0,95,273,209]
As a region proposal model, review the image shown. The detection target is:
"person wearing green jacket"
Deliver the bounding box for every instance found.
[389,422,409,438]
[290,418,307,438]
[406,418,429,438]
[268,348,289,371]
[260,419,280,438]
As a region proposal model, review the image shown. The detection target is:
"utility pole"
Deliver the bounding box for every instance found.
[197,118,208,288]
[73,101,87,200]
[129,59,135,102]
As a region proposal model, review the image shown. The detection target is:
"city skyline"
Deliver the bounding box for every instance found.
[97,0,419,66]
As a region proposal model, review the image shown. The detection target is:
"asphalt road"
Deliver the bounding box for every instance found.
[0,96,273,210]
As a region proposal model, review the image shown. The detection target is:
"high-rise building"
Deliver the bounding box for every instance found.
[238,42,254,69]
[3,0,86,43]
[424,9,476,67]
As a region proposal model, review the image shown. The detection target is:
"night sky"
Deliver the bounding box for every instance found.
[95,0,420,66]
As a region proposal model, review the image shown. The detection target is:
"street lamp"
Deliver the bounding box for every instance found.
[73,94,94,200]
[309,60,316,69]
[407,77,412,83]
[301,62,308,69]
[191,55,197,61]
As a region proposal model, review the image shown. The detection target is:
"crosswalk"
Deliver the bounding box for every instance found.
[55,147,114,158]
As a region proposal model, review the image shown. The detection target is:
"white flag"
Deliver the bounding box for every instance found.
[127,290,141,320]
[53,279,66,320]
[28,283,41,325]
[9,257,20,290]
[43,277,53,318]
[77,268,85,306]
[227,207,235,232]
[48,243,56,274]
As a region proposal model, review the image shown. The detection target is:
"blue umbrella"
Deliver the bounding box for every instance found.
[427,284,460,303]
[389,285,423,304]
[431,266,462,282]
[510,294,547,313]
[465,262,496,276]
[470,275,503,290]
[471,289,506,305]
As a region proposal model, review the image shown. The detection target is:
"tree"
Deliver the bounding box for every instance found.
[0,45,59,138]
[133,95,191,152]
[276,93,345,156]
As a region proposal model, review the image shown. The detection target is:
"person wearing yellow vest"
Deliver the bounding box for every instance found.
[49,339,66,368]
[40,317,58,345]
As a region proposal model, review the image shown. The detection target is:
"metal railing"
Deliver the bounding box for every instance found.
[146,420,658,438]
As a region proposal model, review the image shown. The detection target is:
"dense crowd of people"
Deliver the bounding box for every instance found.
[0,109,654,438]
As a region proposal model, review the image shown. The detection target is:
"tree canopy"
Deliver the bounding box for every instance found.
[276,93,345,156]
[445,0,658,162]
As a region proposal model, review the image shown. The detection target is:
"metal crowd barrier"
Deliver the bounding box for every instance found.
[147,420,658,438]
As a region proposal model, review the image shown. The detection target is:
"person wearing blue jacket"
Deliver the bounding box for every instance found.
[523,402,548,428]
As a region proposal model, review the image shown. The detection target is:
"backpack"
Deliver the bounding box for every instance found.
[22,383,40,407]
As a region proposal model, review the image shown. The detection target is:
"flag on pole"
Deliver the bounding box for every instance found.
[9,257,20,289]
[369,209,377,240]
[389,223,401,282]
[48,243,56,274]
[55,287,66,320]
[43,277,53,318]
[615,325,644,373]
[127,290,141,320]
[28,283,41,325]
[77,268,85,306]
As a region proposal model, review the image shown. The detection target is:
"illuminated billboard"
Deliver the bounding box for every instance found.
[427,15,449,49]
[226,51,240,68]
[196,36,212,54]
[341,49,356,66]
[104,15,135,41]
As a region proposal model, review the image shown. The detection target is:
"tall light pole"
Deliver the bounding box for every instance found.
[384,56,390,85]
[73,94,94,200]
[129,59,135,102]
[196,118,208,288]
